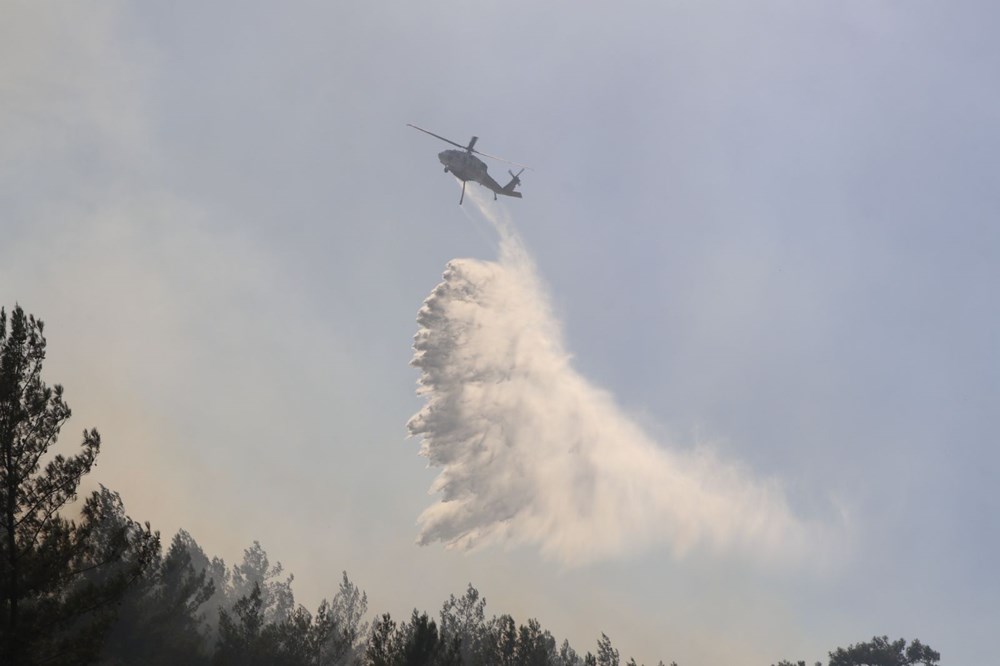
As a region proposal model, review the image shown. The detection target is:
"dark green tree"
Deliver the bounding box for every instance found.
[439,584,488,666]
[361,608,460,666]
[230,540,296,625]
[516,617,557,666]
[213,567,371,666]
[215,582,313,666]
[313,571,370,664]
[0,305,157,664]
[215,581,268,665]
[263,604,317,666]
[214,582,310,666]
[99,530,215,664]
[596,634,619,666]
[184,533,231,643]
[558,639,581,666]
[365,613,400,666]
[828,636,940,666]
[401,610,442,666]
[489,613,519,666]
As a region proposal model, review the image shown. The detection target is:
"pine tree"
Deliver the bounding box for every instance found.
[0,305,157,664]
[99,530,215,664]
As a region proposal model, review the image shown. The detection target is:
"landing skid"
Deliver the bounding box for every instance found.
[457,180,498,205]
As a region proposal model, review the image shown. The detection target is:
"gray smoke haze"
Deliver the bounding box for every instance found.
[408,192,829,565]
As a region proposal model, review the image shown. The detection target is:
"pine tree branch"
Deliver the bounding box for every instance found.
[19,463,91,525]
[17,469,90,550]
[18,412,73,484]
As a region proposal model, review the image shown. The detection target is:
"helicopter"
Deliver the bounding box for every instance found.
[408,124,528,205]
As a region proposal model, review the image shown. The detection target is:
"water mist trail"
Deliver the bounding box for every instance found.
[408,191,825,565]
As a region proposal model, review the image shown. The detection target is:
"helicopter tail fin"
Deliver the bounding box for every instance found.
[500,168,524,197]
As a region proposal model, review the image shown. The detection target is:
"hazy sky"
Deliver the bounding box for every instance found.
[2,2,998,664]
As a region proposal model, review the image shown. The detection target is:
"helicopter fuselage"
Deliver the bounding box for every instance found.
[438,149,489,183]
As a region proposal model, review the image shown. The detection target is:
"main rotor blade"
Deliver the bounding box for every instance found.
[407,124,468,151]
[408,123,532,169]
[471,148,532,170]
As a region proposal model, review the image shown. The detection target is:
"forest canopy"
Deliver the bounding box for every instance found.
[0,305,940,666]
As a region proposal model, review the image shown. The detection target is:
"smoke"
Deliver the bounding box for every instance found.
[408,191,823,565]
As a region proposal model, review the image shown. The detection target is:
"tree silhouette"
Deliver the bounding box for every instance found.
[596,633,619,666]
[0,305,158,664]
[400,610,448,666]
[365,613,400,666]
[100,530,215,664]
[829,636,940,666]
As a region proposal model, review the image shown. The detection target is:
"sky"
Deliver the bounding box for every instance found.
[2,1,999,664]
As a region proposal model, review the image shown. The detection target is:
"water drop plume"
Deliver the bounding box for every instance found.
[408,190,820,565]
